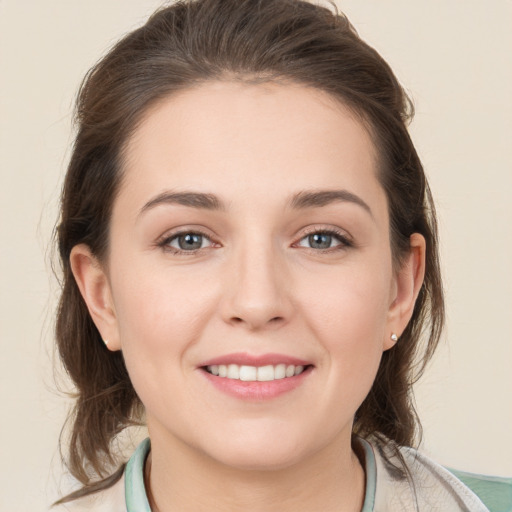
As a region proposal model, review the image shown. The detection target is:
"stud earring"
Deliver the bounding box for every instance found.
[103,339,109,346]
[390,333,398,342]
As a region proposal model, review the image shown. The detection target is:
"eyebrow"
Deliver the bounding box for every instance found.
[290,189,373,217]
[139,191,224,216]
[138,188,372,218]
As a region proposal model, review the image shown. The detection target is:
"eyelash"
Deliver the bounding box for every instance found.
[157,229,217,255]
[294,227,353,252]
[157,227,353,255]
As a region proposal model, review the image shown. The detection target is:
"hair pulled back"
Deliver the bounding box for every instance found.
[56,0,444,500]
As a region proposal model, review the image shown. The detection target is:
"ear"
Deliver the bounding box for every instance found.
[70,244,121,351]
[384,233,426,350]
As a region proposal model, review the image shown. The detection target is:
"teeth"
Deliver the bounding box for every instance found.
[257,365,274,381]
[239,365,257,381]
[206,363,307,381]
[227,364,239,379]
[274,364,286,380]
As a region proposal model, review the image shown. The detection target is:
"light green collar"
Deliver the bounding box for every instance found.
[359,438,377,512]
[125,438,152,511]
[125,437,376,511]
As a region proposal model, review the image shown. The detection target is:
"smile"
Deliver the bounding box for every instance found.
[199,353,313,399]
[205,364,307,381]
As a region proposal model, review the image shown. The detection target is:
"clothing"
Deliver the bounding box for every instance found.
[53,437,499,511]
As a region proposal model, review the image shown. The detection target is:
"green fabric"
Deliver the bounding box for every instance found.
[358,438,377,511]
[447,468,512,512]
[125,437,152,512]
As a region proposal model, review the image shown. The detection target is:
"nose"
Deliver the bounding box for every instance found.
[220,241,293,331]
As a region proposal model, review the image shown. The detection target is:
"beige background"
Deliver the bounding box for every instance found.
[1,1,511,510]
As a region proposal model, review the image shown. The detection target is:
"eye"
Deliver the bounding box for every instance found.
[161,231,214,253]
[296,230,351,250]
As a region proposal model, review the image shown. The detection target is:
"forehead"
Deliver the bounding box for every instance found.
[119,81,384,217]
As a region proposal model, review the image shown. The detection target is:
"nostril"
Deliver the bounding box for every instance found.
[228,315,285,328]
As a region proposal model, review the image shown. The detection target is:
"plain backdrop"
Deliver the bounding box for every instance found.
[0,1,511,510]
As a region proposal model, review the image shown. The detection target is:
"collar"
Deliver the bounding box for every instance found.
[125,437,377,511]
[125,438,151,511]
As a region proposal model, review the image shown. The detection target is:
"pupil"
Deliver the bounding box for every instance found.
[310,233,331,249]
[179,233,202,250]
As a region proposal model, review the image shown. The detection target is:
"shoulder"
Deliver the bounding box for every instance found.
[364,438,492,511]
[51,474,126,512]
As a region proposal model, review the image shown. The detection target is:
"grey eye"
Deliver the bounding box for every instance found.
[170,233,207,250]
[308,233,333,249]
[297,231,346,250]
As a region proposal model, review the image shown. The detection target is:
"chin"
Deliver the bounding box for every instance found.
[200,428,314,472]
[214,448,305,472]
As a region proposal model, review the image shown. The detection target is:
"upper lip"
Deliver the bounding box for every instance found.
[199,352,312,368]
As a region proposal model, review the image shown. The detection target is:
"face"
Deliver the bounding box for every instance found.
[76,81,416,471]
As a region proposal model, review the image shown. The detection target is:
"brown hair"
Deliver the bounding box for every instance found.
[55,0,444,502]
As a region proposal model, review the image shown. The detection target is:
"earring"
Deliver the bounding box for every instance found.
[103,339,109,346]
[390,333,398,342]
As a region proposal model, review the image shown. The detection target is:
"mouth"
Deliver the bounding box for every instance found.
[198,353,314,399]
[202,363,310,382]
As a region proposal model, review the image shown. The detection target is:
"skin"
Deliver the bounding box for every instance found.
[71,81,425,512]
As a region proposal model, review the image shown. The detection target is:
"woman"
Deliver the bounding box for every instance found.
[53,0,495,510]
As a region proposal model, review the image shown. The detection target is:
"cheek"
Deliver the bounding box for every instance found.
[300,262,391,336]
[108,264,221,420]
[298,263,391,387]
[110,260,220,360]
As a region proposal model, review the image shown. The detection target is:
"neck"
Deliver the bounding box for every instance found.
[145,429,365,512]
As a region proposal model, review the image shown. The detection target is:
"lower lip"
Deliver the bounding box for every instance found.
[200,367,312,400]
